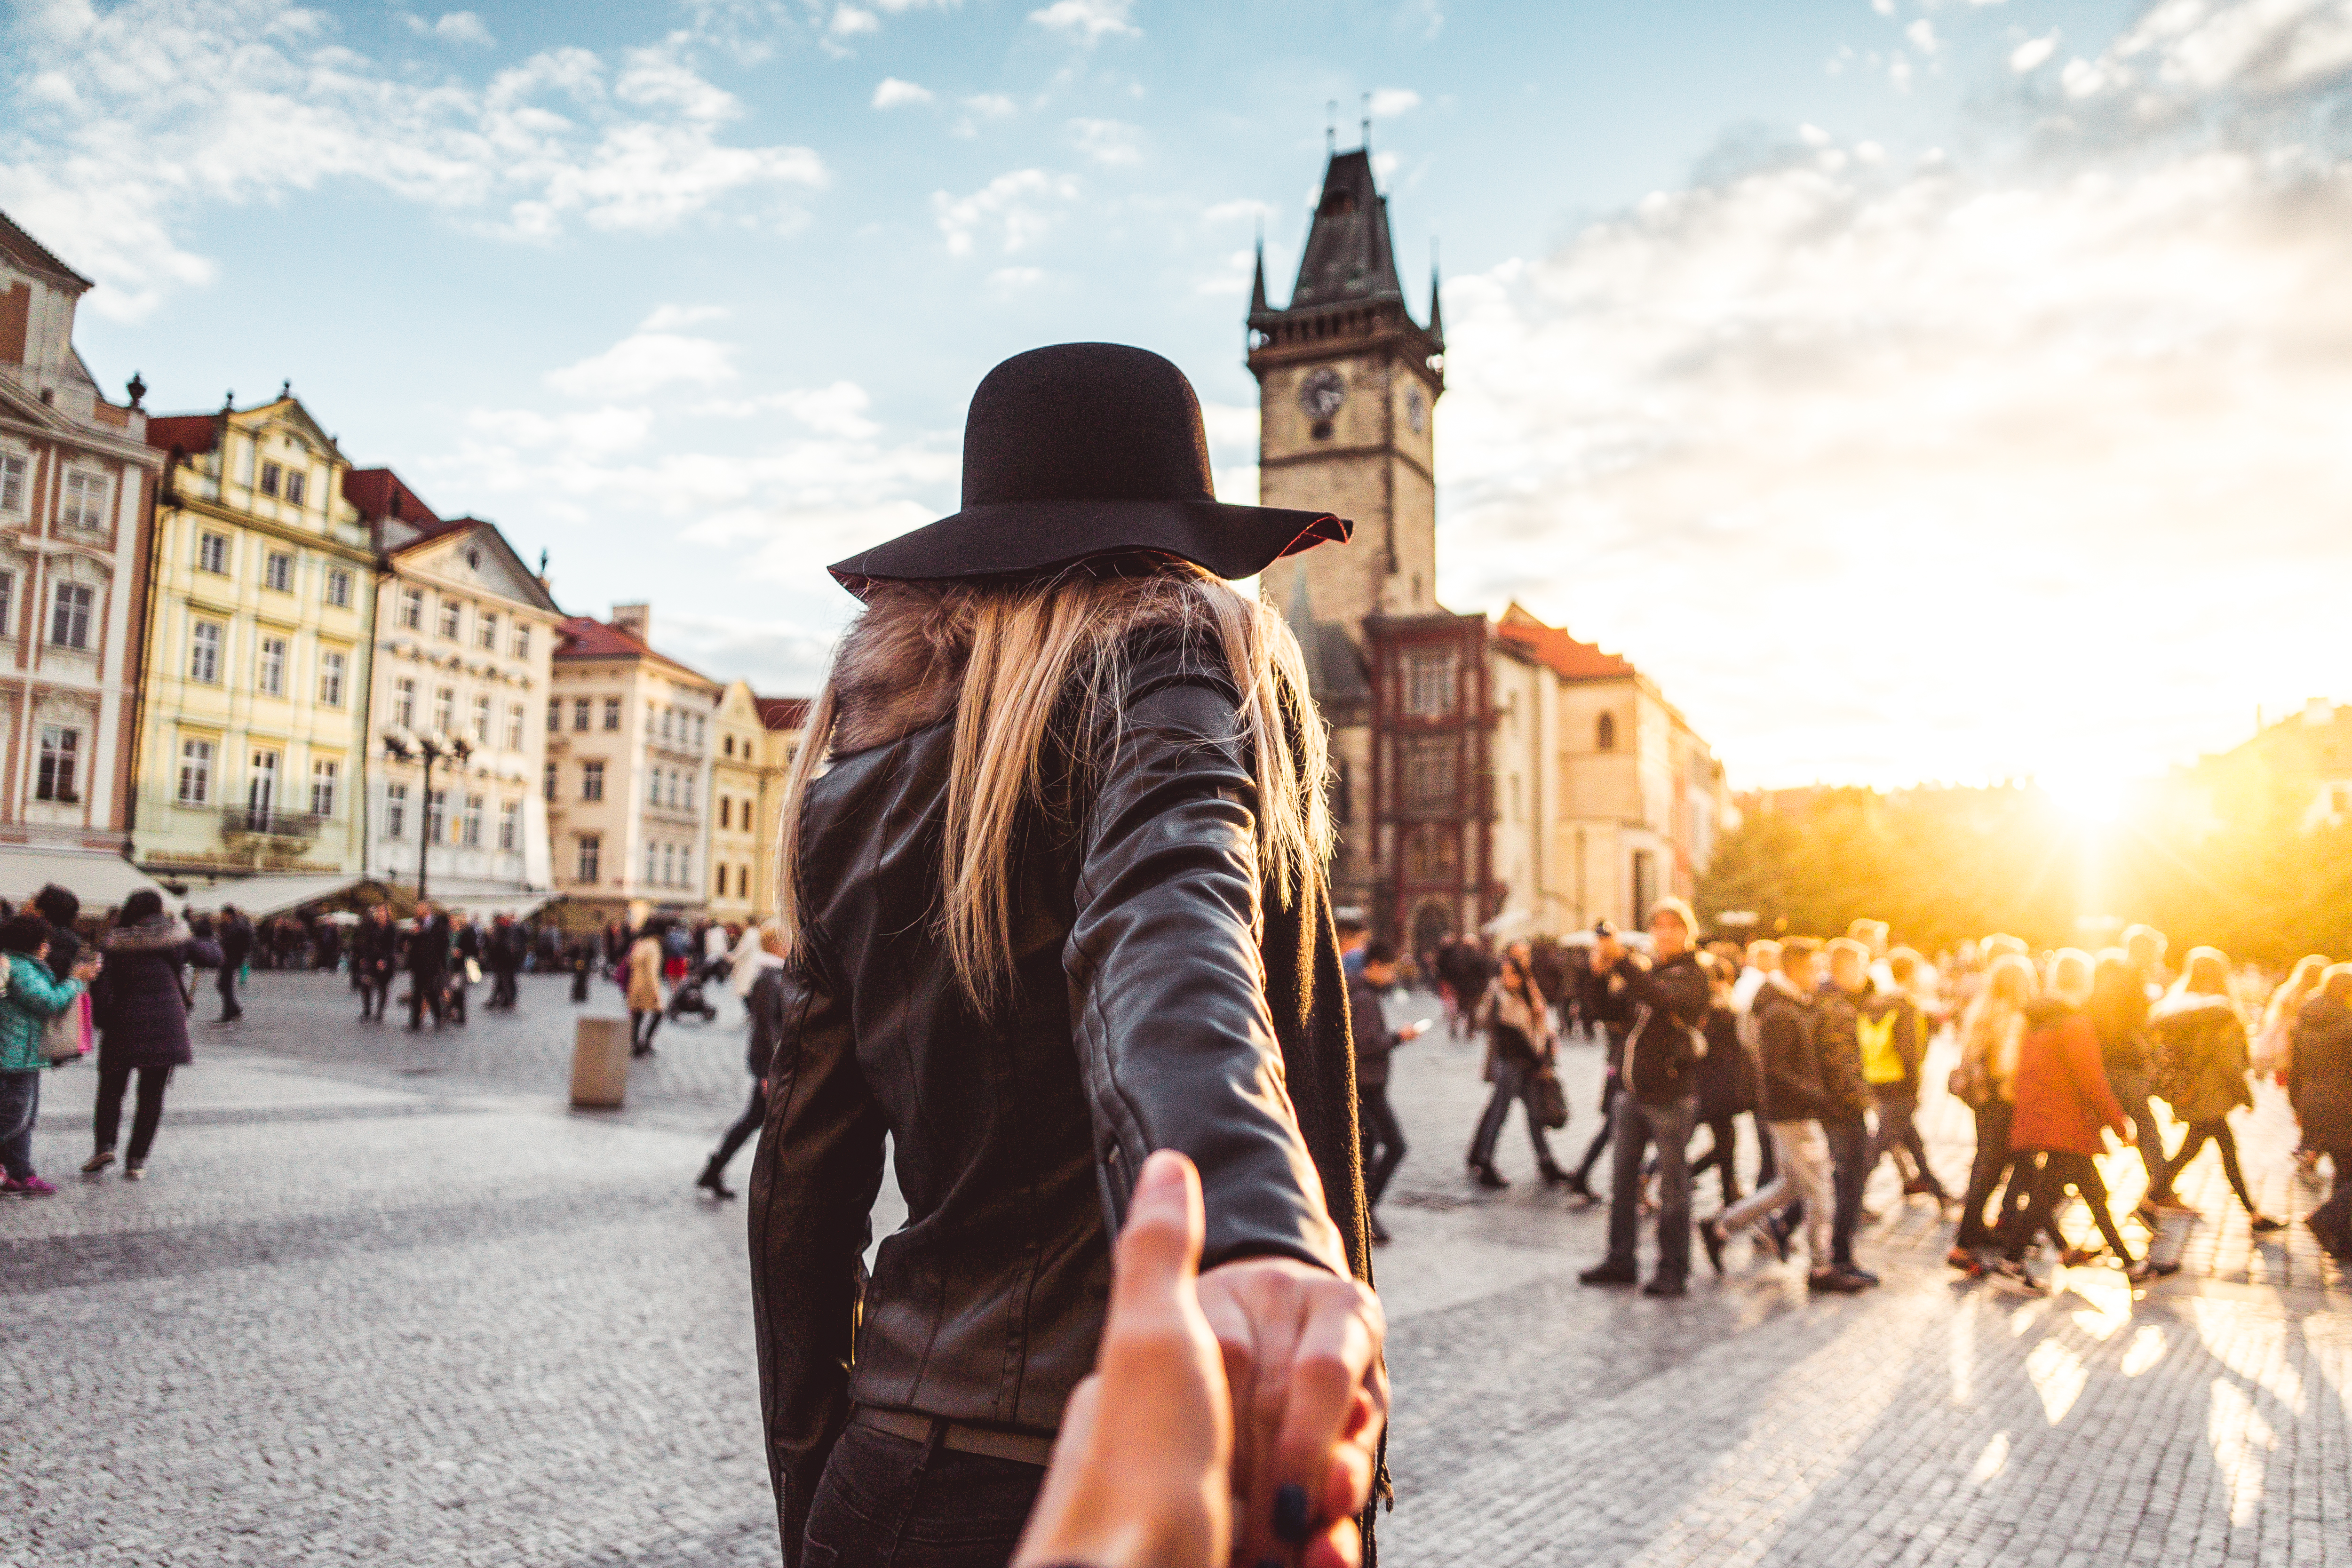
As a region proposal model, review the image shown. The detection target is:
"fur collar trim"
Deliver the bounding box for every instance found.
[104,917,191,953]
[829,586,969,754]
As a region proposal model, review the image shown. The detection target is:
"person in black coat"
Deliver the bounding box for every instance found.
[83,890,222,1178]
[700,929,789,1200]
[404,904,453,1030]
[32,883,82,979]
[214,904,252,1021]
[1688,952,1756,1206]
[1349,940,1427,1243]
[2290,968,2352,1259]
[352,905,399,1019]
[485,915,524,1010]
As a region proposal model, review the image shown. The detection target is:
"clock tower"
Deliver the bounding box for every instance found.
[1249,145,1445,637]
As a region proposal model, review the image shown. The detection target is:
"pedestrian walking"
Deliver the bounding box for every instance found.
[1686,951,1754,1208]
[0,913,99,1198]
[626,920,665,1055]
[1465,950,1564,1189]
[1567,923,1633,1200]
[81,891,222,1182]
[699,925,790,1200]
[1352,941,1426,1242]
[567,932,596,1003]
[2289,965,2352,1259]
[405,902,453,1031]
[746,343,1383,1568]
[214,904,252,1021]
[1580,898,1710,1297]
[353,904,398,1019]
[2147,947,2285,1231]
[1861,949,1948,1204]
[486,914,524,1010]
[1701,939,1838,1279]
[1949,950,2036,1270]
[1811,938,1881,1289]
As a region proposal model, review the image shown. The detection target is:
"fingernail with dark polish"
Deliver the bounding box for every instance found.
[1273,1482,1311,1544]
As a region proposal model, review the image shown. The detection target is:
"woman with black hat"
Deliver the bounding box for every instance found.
[748,343,1386,1568]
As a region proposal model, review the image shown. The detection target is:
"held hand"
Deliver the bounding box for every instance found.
[1194,1254,1386,1568]
[1402,1021,1431,1041]
[72,956,102,981]
[1014,1151,1231,1568]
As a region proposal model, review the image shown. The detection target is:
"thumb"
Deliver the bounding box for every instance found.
[1112,1149,1205,1321]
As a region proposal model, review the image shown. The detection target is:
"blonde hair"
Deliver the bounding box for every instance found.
[775,563,1329,1012]
[2048,947,2095,1004]
[2172,946,2231,1000]
[1958,952,2037,1095]
[2267,954,2331,1027]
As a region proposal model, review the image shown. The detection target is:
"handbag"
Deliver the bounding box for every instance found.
[45,993,92,1067]
[1531,1064,1570,1130]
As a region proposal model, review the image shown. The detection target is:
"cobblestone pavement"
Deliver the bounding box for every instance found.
[4,978,2345,1566]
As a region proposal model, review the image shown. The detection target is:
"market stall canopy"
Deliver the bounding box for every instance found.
[177,875,374,919]
[432,893,555,923]
[0,850,170,910]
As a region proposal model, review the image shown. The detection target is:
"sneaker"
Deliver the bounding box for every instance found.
[5,1175,57,1197]
[2060,1246,2102,1268]
[1807,1266,1868,1294]
[123,1166,145,1181]
[1640,1276,1688,1298]
[81,1149,116,1174]
[1578,1259,1640,1287]
[1841,1264,1881,1287]
[1985,1259,2045,1296]
[1945,1245,1982,1274]
[2249,1215,2287,1234]
[1698,1218,1727,1275]
[1468,1162,1509,1190]
[1901,1177,1934,1196]
[1562,1171,1593,1201]
[1760,1212,1793,1264]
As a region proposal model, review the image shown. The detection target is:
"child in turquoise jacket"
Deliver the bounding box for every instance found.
[0,911,100,1197]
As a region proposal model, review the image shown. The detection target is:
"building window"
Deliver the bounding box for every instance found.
[693,715,706,748]
[477,611,498,651]
[603,698,620,731]
[178,738,214,804]
[543,762,557,802]
[644,843,657,883]
[461,793,484,847]
[284,469,306,506]
[572,697,591,732]
[385,782,408,839]
[433,686,455,732]
[0,569,13,635]
[1402,738,1456,809]
[311,758,340,818]
[581,761,604,801]
[246,749,279,816]
[498,800,519,851]
[393,677,417,728]
[738,864,751,899]
[319,648,346,707]
[1404,651,1456,718]
[1596,712,1617,751]
[718,796,730,830]
[398,587,424,629]
[511,624,530,658]
[547,698,560,733]
[326,568,352,608]
[199,532,229,574]
[190,621,222,683]
[437,598,461,639]
[35,726,80,802]
[471,693,492,743]
[256,636,286,696]
[647,768,661,806]
[264,551,293,593]
[1403,825,1460,883]
[661,843,676,885]
[1632,849,1657,927]
[61,470,109,530]
[678,844,691,885]
[425,788,447,843]
[0,453,24,511]
[259,460,282,498]
[577,835,601,882]
[48,583,92,649]
[505,702,524,750]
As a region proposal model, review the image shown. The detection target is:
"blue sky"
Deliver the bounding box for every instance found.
[9,0,2350,788]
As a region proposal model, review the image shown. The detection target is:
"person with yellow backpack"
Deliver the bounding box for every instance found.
[1859,950,1952,1206]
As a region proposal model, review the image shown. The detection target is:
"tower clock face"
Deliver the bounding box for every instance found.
[1298,368,1347,422]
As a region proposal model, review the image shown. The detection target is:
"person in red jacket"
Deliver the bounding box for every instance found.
[1988,949,2162,1293]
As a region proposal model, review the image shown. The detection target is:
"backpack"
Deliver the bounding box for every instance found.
[1858,1010,1905,1085]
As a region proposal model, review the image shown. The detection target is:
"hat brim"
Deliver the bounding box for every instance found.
[827,499,1351,597]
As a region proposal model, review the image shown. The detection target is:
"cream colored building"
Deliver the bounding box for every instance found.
[0,211,165,901]
[344,470,561,910]
[135,391,379,881]
[708,680,766,924]
[544,603,719,925]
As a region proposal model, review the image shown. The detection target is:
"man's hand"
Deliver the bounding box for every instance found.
[1195,1255,1386,1568]
[1015,1150,1231,1568]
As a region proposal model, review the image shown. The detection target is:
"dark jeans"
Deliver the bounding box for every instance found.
[2106,1066,2172,1197]
[711,1081,767,1175]
[631,1009,661,1051]
[1821,1113,1869,1269]
[95,1063,174,1164]
[1469,1055,1557,1171]
[489,966,519,1008]
[1689,1114,1742,1205]
[1956,1099,2018,1250]
[2311,1146,2352,1257]
[570,965,592,1002]
[0,1070,39,1181]
[358,971,392,1018]
[216,963,241,1018]
[1868,1087,1945,1197]
[2157,1118,2260,1215]
[2000,1150,2133,1262]
[1574,1071,1623,1185]
[1359,1082,1406,1207]
[409,970,447,1029]
[802,1419,1046,1568]
[1605,1093,1696,1282]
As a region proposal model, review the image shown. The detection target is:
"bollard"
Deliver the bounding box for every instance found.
[570,1016,632,1109]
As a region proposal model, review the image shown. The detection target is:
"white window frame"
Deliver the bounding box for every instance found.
[393,677,417,728]
[35,725,80,803]
[0,452,25,512]
[577,835,601,883]
[319,649,346,707]
[256,635,287,696]
[199,532,229,574]
[177,737,214,804]
[505,702,524,750]
[385,782,408,839]
[436,598,461,639]
[581,761,604,801]
[326,568,352,609]
[310,758,340,818]
[398,587,424,629]
[61,469,109,531]
[498,800,519,851]
[190,621,222,684]
[264,551,293,593]
[48,581,93,649]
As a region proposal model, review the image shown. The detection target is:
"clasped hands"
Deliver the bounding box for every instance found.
[1015,1151,1387,1568]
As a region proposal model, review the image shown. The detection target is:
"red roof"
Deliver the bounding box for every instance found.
[755,696,811,731]
[344,467,441,526]
[1493,604,1637,681]
[144,414,221,455]
[555,614,715,686]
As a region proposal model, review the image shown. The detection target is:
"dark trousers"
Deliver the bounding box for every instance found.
[95,1063,174,1164]
[1956,1099,2018,1250]
[1868,1087,1946,1197]
[2311,1147,2352,1257]
[1754,1110,1779,1186]
[1574,1070,1623,1185]
[409,970,446,1029]
[1688,1114,1742,1205]
[631,1009,661,1052]
[489,966,518,1008]
[1469,1055,1557,1170]
[2000,1150,2133,1262]
[1821,1113,1869,1269]
[570,965,591,1003]
[1359,1082,1406,1208]
[711,1082,767,1175]
[216,963,241,1018]
[358,970,391,1018]
[802,1419,1046,1568]
[0,1070,38,1181]
[2157,1117,2260,1215]
[2106,1067,2172,1198]
[1605,1093,1696,1282]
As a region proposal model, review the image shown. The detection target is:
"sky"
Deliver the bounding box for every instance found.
[7,0,2350,790]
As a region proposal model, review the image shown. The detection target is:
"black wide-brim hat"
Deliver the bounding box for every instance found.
[827,342,1350,594]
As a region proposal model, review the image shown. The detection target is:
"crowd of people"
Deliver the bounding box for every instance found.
[1353,906,2352,1298]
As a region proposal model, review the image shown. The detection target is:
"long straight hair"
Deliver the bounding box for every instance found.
[774,561,1331,1012]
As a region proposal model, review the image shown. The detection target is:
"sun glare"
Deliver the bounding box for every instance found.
[2037,768,2135,828]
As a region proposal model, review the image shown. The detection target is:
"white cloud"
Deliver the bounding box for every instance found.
[546,310,739,398]
[830,6,880,37]
[872,76,934,108]
[1027,0,1137,43]
[0,0,826,320]
[931,168,1080,255]
[1368,87,1422,118]
[1888,51,1915,91]
[1870,0,1894,15]
[1906,18,1941,55]
[2010,31,2058,72]
[405,11,495,46]
[1068,116,1142,164]
[987,265,1047,292]
[1204,197,1271,226]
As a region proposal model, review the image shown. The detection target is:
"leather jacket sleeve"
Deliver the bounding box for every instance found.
[1063,671,1344,1276]
[747,969,889,1568]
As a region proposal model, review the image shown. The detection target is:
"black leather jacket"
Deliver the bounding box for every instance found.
[747,633,1365,1566]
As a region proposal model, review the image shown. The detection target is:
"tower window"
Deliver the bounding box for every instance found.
[1596,712,1617,751]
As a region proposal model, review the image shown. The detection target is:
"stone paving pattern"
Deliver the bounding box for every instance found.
[3,975,2344,1566]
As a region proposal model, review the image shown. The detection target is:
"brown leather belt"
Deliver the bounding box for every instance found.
[851,1407,1057,1468]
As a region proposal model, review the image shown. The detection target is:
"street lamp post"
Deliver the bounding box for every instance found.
[381,730,472,904]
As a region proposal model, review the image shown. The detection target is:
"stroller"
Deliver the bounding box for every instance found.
[664,959,720,1023]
